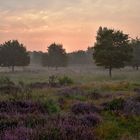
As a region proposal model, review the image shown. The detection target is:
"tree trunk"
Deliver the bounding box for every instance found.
[12,66,14,72]
[109,66,112,78]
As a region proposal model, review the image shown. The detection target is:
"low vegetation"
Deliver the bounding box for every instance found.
[0,75,140,140]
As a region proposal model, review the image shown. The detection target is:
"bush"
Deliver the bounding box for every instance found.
[58,76,74,86]
[48,75,58,87]
[103,98,125,111]
[0,76,14,86]
[42,99,60,114]
[0,77,21,94]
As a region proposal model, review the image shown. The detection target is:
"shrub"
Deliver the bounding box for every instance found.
[103,98,125,111]
[42,99,60,114]
[0,77,20,94]
[58,76,74,86]
[0,76,14,86]
[48,75,58,87]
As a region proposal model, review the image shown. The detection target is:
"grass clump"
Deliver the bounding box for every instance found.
[42,99,60,114]
[58,76,74,86]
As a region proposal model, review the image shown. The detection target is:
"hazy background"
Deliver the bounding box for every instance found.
[0,0,140,52]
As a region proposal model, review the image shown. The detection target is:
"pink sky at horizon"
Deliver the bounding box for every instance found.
[0,0,140,52]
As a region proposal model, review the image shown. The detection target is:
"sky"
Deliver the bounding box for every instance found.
[0,0,140,52]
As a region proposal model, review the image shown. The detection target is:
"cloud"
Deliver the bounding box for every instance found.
[0,0,140,51]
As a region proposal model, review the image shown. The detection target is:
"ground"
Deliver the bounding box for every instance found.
[0,65,140,140]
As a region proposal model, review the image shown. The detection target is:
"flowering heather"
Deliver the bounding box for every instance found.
[1,127,33,140]
[71,102,101,115]
[35,115,96,140]
[79,113,102,127]
[0,101,48,114]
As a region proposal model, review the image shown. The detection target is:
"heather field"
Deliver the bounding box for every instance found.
[0,66,140,140]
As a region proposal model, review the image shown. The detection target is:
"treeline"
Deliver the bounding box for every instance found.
[29,45,94,67]
[0,27,140,75]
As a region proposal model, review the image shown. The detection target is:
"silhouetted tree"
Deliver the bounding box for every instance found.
[93,27,132,77]
[0,40,30,72]
[130,38,140,70]
[43,43,67,69]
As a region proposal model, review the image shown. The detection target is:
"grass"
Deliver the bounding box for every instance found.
[95,112,140,140]
[0,65,140,84]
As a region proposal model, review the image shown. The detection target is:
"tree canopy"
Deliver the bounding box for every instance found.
[0,40,30,72]
[42,43,67,68]
[93,27,133,77]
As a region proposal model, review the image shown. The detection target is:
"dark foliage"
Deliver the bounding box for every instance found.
[42,43,68,68]
[58,76,74,86]
[93,27,132,77]
[102,98,125,111]
[0,40,30,72]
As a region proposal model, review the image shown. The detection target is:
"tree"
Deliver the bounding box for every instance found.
[130,38,140,70]
[93,27,132,77]
[0,40,30,72]
[43,43,67,68]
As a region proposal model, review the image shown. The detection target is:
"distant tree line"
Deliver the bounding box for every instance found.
[30,44,94,68]
[0,27,140,75]
[68,47,94,65]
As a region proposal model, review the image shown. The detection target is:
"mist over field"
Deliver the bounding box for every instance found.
[0,1,140,140]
